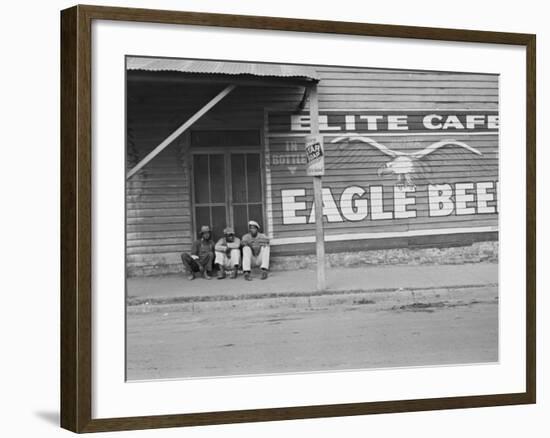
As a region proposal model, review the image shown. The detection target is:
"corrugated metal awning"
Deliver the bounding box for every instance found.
[127,57,320,82]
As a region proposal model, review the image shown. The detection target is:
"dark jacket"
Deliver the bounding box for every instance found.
[191,238,215,259]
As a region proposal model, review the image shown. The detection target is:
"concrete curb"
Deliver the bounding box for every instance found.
[127,281,498,306]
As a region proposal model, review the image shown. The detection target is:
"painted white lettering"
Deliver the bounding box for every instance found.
[290,114,309,131]
[394,186,417,219]
[309,188,344,223]
[476,181,496,214]
[442,115,465,130]
[370,186,393,220]
[345,115,356,131]
[281,189,307,224]
[428,184,454,216]
[488,115,499,129]
[455,183,476,215]
[290,115,341,131]
[466,114,486,129]
[423,114,443,130]
[340,186,369,221]
[388,115,408,130]
[495,181,500,213]
[359,115,383,130]
[319,115,341,131]
[285,141,299,152]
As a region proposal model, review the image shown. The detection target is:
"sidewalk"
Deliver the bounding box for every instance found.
[127,263,498,303]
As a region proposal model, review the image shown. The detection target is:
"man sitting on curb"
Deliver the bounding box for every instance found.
[241,220,270,281]
[214,227,241,279]
[181,225,214,280]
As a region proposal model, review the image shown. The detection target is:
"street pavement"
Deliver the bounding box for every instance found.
[127,283,498,380]
[127,263,499,379]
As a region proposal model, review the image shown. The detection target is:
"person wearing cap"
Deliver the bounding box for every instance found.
[214,227,241,279]
[241,220,270,280]
[180,225,215,280]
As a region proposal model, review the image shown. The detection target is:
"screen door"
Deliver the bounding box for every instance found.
[193,153,227,240]
[192,150,264,240]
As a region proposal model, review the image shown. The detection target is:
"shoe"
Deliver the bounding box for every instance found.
[187,272,195,281]
[229,269,237,279]
[217,269,226,280]
[244,272,252,281]
[261,270,268,280]
[203,271,212,280]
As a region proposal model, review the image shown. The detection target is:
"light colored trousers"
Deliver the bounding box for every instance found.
[242,246,270,271]
[215,249,241,269]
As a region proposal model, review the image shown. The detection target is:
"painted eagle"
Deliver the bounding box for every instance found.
[331,136,484,188]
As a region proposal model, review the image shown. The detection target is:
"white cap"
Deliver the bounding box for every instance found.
[248,220,261,231]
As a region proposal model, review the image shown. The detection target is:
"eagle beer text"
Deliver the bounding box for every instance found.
[281,181,499,225]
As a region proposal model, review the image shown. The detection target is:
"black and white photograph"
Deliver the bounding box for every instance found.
[125,56,499,381]
[1,0,544,434]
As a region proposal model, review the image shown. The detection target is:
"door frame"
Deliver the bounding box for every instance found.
[190,145,265,239]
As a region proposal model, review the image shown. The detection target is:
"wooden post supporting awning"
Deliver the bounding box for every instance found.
[126,84,236,179]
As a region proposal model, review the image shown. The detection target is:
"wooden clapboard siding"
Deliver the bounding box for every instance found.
[312,68,498,111]
[317,87,499,95]
[126,125,193,274]
[126,87,195,275]
[127,64,499,275]
[265,67,498,247]
[126,80,304,275]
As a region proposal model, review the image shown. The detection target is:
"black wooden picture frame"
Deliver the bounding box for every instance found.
[60,4,536,433]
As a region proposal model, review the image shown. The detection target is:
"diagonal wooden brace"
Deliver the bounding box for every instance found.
[126,84,236,179]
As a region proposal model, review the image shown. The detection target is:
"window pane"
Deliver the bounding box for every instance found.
[248,204,264,233]
[211,206,226,242]
[193,155,210,204]
[231,154,247,203]
[233,205,248,238]
[246,153,261,202]
[210,154,226,203]
[195,206,210,237]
